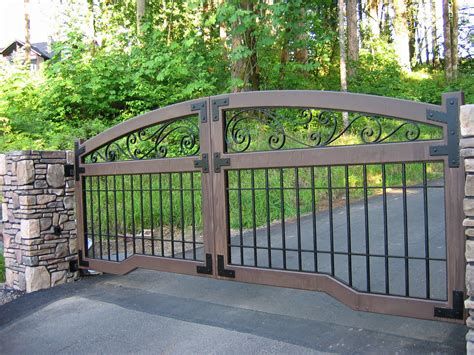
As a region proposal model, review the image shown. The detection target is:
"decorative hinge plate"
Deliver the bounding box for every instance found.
[434,290,464,319]
[196,253,213,274]
[191,100,208,123]
[214,152,230,173]
[64,164,74,177]
[212,97,229,121]
[427,94,462,168]
[194,153,209,173]
[217,255,235,278]
[74,141,86,181]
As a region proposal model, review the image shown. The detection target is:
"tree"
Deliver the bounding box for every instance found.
[338,0,349,126]
[431,0,439,66]
[367,0,380,37]
[24,0,31,65]
[442,0,453,80]
[347,0,359,77]
[136,0,146,33]
[451,0,459,79]
[392,0,411,71]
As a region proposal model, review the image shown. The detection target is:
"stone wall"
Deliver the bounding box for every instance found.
[0,150,78,292]
[462,105,474,353]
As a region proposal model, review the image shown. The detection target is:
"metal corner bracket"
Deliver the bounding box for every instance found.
[212,97,229,121]
[191,100,208,123]
[434,290,464,319]
[197,253,213,274]
[213,152,230,173]
[427,96,461,168]
[194,153,209,173]
[217,255,235,278]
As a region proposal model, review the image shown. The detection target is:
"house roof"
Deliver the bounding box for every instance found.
[0,40,52,59]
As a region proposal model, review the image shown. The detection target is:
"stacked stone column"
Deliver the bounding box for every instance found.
[462,105,474,353]
[0,150,78,292]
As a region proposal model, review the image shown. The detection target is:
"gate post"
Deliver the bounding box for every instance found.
[0,150,79,292]
[461,105,474,352]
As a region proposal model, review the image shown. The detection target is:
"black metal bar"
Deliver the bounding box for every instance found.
[382,164,389,294]
[121,175,128,259]
[328,166,335,276]
[345,166,352,287]
[89,176,95,259]
[130,175,136,255]
[113,175,119,262]
[82,177,89,257]
[363,164,370,292]
[237,170,244,265]
[251,169,257,266]
[169,173,175,258]
[159,173,165,257]
[190,172,196,260]
[402,163,409,297]
[311,167,318,273]
[265,168,272,268]
[422,163,430,299]
[104,176,111,260]
[97,176,103,259]
[149,174,155,256]
[139,174,145,254]
[179,172,185,259]
[279,168,287,270]
[295,168,302,271]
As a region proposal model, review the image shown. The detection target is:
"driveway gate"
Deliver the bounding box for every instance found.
[74,91,465,322]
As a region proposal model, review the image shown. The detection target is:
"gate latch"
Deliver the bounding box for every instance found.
[194,153,209,173]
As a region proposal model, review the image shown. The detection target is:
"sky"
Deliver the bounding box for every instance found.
[0,0,472,52]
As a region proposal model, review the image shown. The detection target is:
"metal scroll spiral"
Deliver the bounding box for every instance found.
[225,108,420,153]
[88,120,199,163]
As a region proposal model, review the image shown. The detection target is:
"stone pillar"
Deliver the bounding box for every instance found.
[0,151,78,292]
[461,105,474,353]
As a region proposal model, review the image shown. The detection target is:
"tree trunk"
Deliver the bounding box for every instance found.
[368,0,380,37]
[431,0,439,66]
[136,0,146,34]
[24,0,31,65]
[294,8,309,65]
[338,0,349,126]
[442,0,453,80]
[407,0,417,66]
[392,0,411,71]
[347,0,359,77]
[451,0,458,79]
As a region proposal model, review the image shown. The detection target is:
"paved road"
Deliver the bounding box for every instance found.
[0,270,466,354]
[228,185,446,300]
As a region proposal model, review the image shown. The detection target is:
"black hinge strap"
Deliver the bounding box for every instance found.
[212,97,229,121]
[74,141,86,181]
[194,153,209,173]
[197,253,213,274]
[214,152,230,173]
[191,100,208,123]
[427,95,461,168]
[217,255,235,278]
[434,290,464,319]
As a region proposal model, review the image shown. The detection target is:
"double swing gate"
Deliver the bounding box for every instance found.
[74,90,465,321]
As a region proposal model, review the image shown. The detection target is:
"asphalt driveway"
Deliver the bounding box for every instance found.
[0,269,466,354]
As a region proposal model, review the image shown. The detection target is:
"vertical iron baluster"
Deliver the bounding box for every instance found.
[279,169,287,270]
[345,166,352,286]
[97,176,103,259]
[130,175,136,255]
[169,173,175,258]
[159,174,165,257]
[190,172,196,260]
[237,170,244,265]
[149,174,154,256]
[139,175,145,254]
[113,175,119,262]
[89,176,95,259]
[265,169,272,268]
[363,164,370,292]
[251,169,257,266]
[82,177,89,257]
[179,173,185,259]
[382,164,389,294]
[402,163,409,297]
[121,175,127,259]
[422,163,430,298]
[295,168,302,271]
[105,176,111,260]
[311,167,318,273]
[328,167,335,276]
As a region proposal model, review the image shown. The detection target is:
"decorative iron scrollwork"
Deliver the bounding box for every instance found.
[225,108,430,153]
[85,116,200,163]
